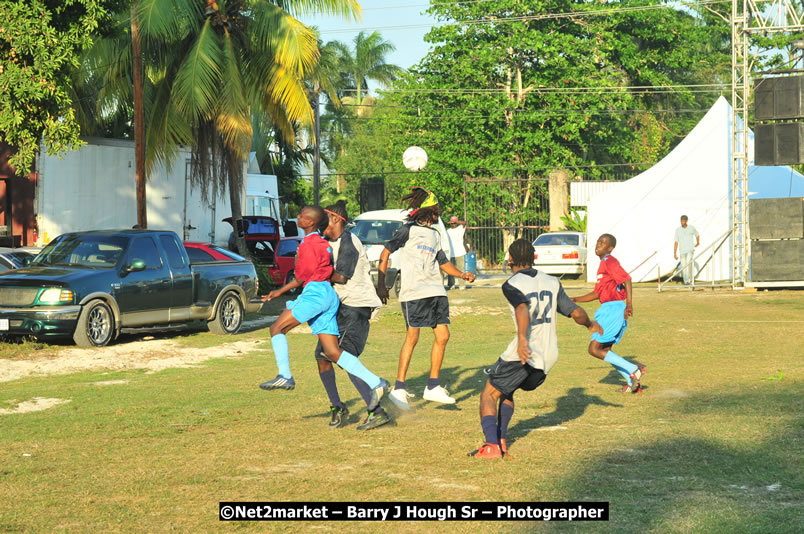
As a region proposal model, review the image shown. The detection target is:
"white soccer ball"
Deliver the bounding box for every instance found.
[403,146,428,172]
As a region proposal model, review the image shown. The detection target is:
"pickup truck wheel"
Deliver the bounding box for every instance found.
[209,291,244,335]
[390,272,401,298]
[73,300,114,348]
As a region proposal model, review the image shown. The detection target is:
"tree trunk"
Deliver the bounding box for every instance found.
[131,2,147,228]
[313,92,321,205]
[228,157,248,257]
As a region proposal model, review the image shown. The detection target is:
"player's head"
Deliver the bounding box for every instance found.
[324,200,348,237]
[680,215,688,227]
[595,233,616,257]
[403,187,441,224]
[300,205,328,234]
[508,239,534,269]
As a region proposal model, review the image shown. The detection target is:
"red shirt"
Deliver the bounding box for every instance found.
[594,255,630,303]
[294,232,333,286]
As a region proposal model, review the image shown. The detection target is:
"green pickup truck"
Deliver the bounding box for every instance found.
[0,229,262,347]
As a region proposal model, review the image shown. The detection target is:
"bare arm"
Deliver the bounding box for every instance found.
[514,303,532,364]
[262,277,303,301]
[331,272,348,284]
[440,261,476,282]
[624,279,633,318]
[570,306,603,335]
[571,291,599,303]
[674,241,679,259]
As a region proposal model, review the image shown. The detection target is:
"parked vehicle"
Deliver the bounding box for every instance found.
[0,247,37,271]
[261,236,302,291]
[184,242,246,262]
[352,209,453,298]
[531,231,587,277]
[0,229,262,347]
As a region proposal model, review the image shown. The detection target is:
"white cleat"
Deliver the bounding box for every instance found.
[422,385,456,404]
[388,388,415,411]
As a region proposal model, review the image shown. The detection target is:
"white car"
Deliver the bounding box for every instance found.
[531,231,586,277]
[352,209,453,298]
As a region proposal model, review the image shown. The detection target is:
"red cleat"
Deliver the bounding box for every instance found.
[621,384,643,393]
[468,442,502,458]
[629,365,646,388]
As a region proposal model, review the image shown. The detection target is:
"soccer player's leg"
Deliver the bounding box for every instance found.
[391,300,421,410]
[590,302,643,392]
[260,308,301,390]
[318,333,388,412]
[422,297,456,404]
[314,337,348,428]
[469,358,528,458]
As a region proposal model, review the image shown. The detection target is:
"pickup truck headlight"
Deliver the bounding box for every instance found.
[38,288,74,304]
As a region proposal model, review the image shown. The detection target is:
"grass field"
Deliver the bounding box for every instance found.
[1,284,802,533]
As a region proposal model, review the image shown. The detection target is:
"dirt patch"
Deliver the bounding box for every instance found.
[0,338,269,384]
[450,305,507,317]
[88,379,130,386]
[0,397,71,415]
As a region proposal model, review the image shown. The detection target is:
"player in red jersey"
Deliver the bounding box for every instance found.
[572,234,645,393]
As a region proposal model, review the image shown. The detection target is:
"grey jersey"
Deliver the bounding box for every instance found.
[330,231,382,309]
[385,222,449,302]
[500,268,578,373]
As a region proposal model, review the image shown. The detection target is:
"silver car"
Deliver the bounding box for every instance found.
[532,232,587,277]
[0,247,37,271]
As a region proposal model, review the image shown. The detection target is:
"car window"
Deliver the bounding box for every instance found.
[209,245,245,261]
[533,234,579,246]
[129,237,163,270]
[159,235,187,270]
[277,239,300,257]
[0,256,14,269]
[353,220,402,244]
[33,235,128,268]
[186,247,215,263]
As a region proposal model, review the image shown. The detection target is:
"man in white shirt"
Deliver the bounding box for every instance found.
[447,216,468,290]
[674,215,700,285]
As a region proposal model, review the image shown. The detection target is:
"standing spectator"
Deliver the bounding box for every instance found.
[674,215,700,285]
[447,215,468,290]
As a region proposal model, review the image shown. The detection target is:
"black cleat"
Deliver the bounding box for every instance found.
[259,375,296,390]
[328,405,349,428]
[356,410,391,431]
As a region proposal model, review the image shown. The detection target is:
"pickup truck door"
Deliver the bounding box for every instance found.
[158,234,193,322]
[117,235,171,326]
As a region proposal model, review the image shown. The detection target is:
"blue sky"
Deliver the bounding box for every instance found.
[299,1,439,91]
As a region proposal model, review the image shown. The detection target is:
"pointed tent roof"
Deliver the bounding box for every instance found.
[586,96,804,282]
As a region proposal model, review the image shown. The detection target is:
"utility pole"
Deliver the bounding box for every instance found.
[131,2,147,228]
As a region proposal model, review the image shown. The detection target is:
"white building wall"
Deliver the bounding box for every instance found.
[36,138,235,246]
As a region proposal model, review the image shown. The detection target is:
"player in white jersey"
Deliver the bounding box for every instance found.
[316,201,391,431]
[469,239,601,458]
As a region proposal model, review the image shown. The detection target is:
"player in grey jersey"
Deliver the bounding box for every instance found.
[469,239,601,458]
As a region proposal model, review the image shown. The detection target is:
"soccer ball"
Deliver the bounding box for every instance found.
[403,146,428,172]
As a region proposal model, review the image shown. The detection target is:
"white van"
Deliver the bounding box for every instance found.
[351,209,453,298]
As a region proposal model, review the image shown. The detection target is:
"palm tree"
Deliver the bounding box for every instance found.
[126,0,360,254]
[331,31,401,108]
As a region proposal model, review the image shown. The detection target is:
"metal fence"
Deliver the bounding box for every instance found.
[462,178,550,272]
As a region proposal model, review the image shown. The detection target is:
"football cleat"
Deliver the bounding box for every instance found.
[621,384,643,393]
[388,388,415,411]
[356,410,391,431]
[259,375,296,390]
[468,442,503,459]
[422,385,456,404]
[367,378,390,412]
[328,405,349,428]
[629,365,645,388]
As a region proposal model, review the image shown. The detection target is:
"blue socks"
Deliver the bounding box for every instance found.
[604,351,638,385]
[349,373,387,417]
[498,401,514,442]
[427,377,440,389]
[481,415,498,445]
[395,380,406,391]
[336,351,381,389]
[319,368,343,409]
[271,334,291,379]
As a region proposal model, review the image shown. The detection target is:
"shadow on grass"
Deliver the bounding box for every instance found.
[401,364,490,410]
[546,390,803,534]
[506,387,622,448]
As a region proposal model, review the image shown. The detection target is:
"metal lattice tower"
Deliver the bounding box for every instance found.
[732,0,804,287]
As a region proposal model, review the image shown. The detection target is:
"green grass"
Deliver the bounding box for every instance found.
[1,287,802,533]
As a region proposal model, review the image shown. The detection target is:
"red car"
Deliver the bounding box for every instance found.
[257,236,302,289]
[184,242,247,262]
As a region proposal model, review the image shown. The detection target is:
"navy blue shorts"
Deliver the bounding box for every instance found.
[486,358,547,397]
[401,296,450,329]
[314,304,373,361]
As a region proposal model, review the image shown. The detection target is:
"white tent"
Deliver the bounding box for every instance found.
[586,96,804,283]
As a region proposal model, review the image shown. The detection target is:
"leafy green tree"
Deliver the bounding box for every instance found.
[331,31,401,107]
[0,0,111,173]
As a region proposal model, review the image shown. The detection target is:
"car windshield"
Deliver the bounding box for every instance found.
[209,245,245,261]
[352,220,402,245]
[4,251,33,268]
[533,234,580,246]
[32,235,129,268]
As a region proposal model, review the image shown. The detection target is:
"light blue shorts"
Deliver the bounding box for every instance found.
[591,300,628,345]
[286,281,340,336]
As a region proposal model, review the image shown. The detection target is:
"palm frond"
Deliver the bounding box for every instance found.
[135,0,200,46]
[172,19,224,120]
[251,0,362,22]
[215,30,253,161]
[249,2,317,77]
